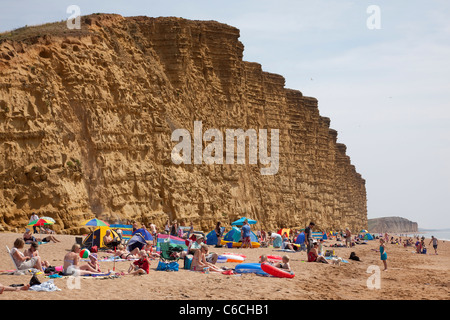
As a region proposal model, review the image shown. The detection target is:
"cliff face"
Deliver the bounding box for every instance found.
[368,217,418,234]
[0,14,367,234]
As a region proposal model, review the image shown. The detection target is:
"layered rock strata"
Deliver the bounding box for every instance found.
[0,14,367,234]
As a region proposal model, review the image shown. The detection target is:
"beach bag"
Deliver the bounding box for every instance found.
[44,266,56,274]
[29,274,42,286]
[184,256,193,270]
[156,261,179,272]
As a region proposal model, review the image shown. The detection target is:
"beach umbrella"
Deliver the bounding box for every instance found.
[360,229,368,233]
[231,217,257,226]
[40,216,56,223]
[27,218,54,227]
[82,218,110,227]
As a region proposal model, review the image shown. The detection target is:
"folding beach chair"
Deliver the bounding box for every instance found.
[6,245,19,271]
[156,242,185,271]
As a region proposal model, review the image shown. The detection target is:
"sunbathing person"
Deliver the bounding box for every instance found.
[10,238,44,272]
[24,242,50,269]
[23,228,60,244]
[107,244,140,260]
[0,283,30,293]
[141,241,161,259]
[103,229,121,248]
[190,244,223,273]
[87,254,101,272]
[307,242,329,264]
[63,244,106,276]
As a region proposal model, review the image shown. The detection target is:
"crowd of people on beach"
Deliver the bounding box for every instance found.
[1,214,443,294]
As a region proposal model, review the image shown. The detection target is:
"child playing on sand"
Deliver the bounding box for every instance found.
[128,250,150,275]
[87,254,101,272]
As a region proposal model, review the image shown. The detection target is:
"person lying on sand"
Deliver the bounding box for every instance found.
[23,228,60,243]
[107,244,140,260]
[0,283,30,293]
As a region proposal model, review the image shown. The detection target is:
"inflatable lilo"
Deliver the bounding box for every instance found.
[261,263,295,279]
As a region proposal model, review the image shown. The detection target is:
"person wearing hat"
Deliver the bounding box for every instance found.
[188,234,204,254]
[87,253,101,273]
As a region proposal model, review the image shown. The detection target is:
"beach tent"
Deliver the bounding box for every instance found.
[363,233,374,240]
[133,227,153,241]
[206,227,225,245]
[295,232,305,244]
[82,227,120,250]
[127,232,147,252]
[224,226,259,243]
[277,228,291,237]
[231,217,257,226]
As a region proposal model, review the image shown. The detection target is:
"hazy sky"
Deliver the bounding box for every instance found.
[1,1,449,229]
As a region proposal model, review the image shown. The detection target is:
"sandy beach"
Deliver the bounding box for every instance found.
[1,231,449,301]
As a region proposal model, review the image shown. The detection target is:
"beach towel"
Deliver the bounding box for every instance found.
[325,257,349,263]
[29,279,61,292]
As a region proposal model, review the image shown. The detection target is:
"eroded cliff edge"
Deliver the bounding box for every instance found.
[0,14,367,234]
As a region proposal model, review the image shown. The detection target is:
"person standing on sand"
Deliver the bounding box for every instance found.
[429,236,438,255]
[240,219,252,248]
[304,222,315,254]
[379,238,388,271]
[29,212,39,234]
[345,228,352,248]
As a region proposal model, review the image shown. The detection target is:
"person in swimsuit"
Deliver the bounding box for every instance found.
[190,244,223,273]
[23,228,60,244]
[428,236,438,255]
[108,244,140,260]
[379,238,388,271]
[24,242,50,269]
[307,242,329,264]
[0,283,30,293]
[275,255,292,272]
[63,244,105,276]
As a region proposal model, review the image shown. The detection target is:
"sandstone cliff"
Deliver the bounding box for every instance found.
[0,14,367,234]
[368,217,418,234]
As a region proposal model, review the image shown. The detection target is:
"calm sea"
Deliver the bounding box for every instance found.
[390,229,450,241]
[417,230,450,242]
